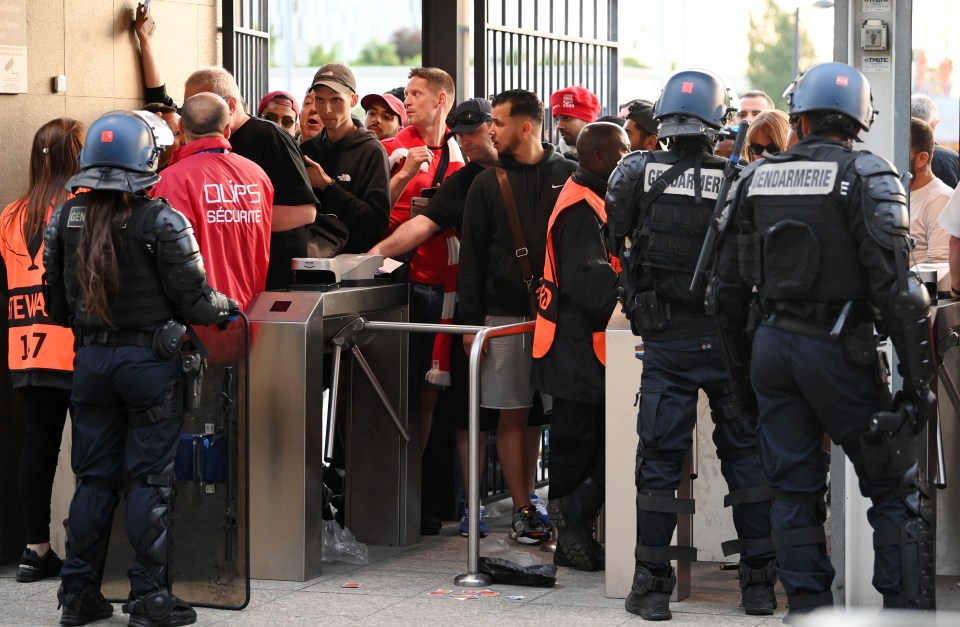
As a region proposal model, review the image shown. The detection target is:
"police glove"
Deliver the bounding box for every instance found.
[904,384,936,434]
[216,298,241,330]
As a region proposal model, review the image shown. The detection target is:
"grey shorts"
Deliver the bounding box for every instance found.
[480,315,552,412]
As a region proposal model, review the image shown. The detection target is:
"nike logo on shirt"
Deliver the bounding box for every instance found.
[551,184,564,189]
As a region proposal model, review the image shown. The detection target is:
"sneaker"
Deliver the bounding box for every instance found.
[509,505,550,545]
[458,504,488,538]
[17,547,63,583]
[530,494,553,529]
[58,586,114,626]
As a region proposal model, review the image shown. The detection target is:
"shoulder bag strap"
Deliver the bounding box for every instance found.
[495,166,537,315]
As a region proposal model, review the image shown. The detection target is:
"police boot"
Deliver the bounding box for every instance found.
[624,565,676,621]
[549,478,605,571]
[738,560,777,615]
[58,585,114,626]
[123,590,196,627]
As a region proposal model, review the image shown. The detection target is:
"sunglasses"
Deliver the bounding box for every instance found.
[455,111,492,127]
[261,112,296,129]
[748,142,779,156]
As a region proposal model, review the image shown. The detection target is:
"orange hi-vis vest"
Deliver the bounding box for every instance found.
[1,201,75,373]
[532,178,620,366]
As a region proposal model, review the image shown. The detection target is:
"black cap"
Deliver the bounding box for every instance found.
[310,63,357,94]
[450,98,493,134]
[626,99,658,136]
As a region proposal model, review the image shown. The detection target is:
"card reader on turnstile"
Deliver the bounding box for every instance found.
[291,254,384,290]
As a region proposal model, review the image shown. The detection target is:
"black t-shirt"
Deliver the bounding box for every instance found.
[419,161,485,233]
[230,116,318,290]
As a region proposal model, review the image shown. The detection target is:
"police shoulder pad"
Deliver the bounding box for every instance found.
[854,151,897,177]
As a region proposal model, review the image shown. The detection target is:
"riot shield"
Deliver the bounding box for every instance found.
[101,316,250,609]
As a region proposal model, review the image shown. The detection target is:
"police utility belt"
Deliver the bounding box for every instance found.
[762,301,879,368]
[77,320,207,411]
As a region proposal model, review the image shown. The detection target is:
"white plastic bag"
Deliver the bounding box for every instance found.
[321,519,369,565]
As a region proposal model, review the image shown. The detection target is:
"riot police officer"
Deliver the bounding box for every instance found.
[606,69,777,620]
[44,111,237,627]
[714,62,935,617]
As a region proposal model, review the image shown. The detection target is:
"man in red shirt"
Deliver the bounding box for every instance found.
[381,67,462,534]
[151,92,274,311]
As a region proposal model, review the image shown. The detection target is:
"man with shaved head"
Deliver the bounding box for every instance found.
[531,122,628,571]
[150,93,275,310]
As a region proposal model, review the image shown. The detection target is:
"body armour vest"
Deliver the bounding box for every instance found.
[60,194,176,329]
[739,143,870,306]
[638,150,727,309]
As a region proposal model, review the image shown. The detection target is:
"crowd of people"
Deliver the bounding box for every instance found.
[3,2,959,625]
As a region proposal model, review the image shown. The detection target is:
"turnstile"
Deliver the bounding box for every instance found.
[246,284,412,581]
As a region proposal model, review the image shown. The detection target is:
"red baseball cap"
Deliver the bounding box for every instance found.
[360,93,407,126]
[550,86,601,123]
[257,90,300,117]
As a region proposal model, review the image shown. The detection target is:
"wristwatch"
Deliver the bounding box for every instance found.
[951,286,960,298]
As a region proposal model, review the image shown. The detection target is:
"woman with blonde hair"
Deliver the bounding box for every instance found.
[1,117,84,583]
[743,109,791,162]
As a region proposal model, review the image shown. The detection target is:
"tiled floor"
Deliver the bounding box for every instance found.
[3,510,959,626]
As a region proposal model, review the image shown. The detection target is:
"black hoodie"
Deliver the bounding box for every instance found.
[301,118,391,253]
[458,143,578,325]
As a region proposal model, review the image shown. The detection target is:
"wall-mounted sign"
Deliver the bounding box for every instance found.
[863,0,891,13]
[0,0,28,94]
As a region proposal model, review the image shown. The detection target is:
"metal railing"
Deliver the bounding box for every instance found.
[329,317,535,587]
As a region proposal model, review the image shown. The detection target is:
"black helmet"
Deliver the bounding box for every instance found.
[654,69,734,139]
[783,62,876,131]
[67,111,174,193]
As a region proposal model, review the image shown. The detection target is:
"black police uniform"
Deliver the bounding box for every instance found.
[43,111,235,626]
[714,63,935,614]
[607,69,776,620]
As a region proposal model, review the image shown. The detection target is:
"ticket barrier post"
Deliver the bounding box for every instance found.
[246,284,409,581]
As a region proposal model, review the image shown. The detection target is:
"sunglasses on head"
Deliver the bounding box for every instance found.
[456,111,492,127]
[749,142,779,156]
[261,112,296,129]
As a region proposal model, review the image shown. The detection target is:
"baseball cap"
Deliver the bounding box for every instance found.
[310,63,357,94]
[550,86,601,123]
[257,90,300,117]
[450,98,493,134]
[360,93,407,126]
[626,99,658,136]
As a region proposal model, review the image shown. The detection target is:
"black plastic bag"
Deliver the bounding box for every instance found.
[477,556,557,587]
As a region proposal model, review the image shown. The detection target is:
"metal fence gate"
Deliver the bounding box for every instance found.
[223,0,269,114]
[475,0,619,132]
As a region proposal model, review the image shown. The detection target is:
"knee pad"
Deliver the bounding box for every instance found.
[873,465,934,610]
[874,516,934,609]
[127,460,177,578]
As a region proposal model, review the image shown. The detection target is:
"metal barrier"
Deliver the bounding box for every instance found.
[330,317,536,587]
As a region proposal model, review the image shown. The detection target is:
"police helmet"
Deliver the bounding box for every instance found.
[67,111,174,193]
[654,69,735,139]
[783,62,876,131]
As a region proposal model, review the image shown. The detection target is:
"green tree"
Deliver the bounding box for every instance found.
[353,40,402,66]
[307,43,341,68]
[746,0,816,110]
